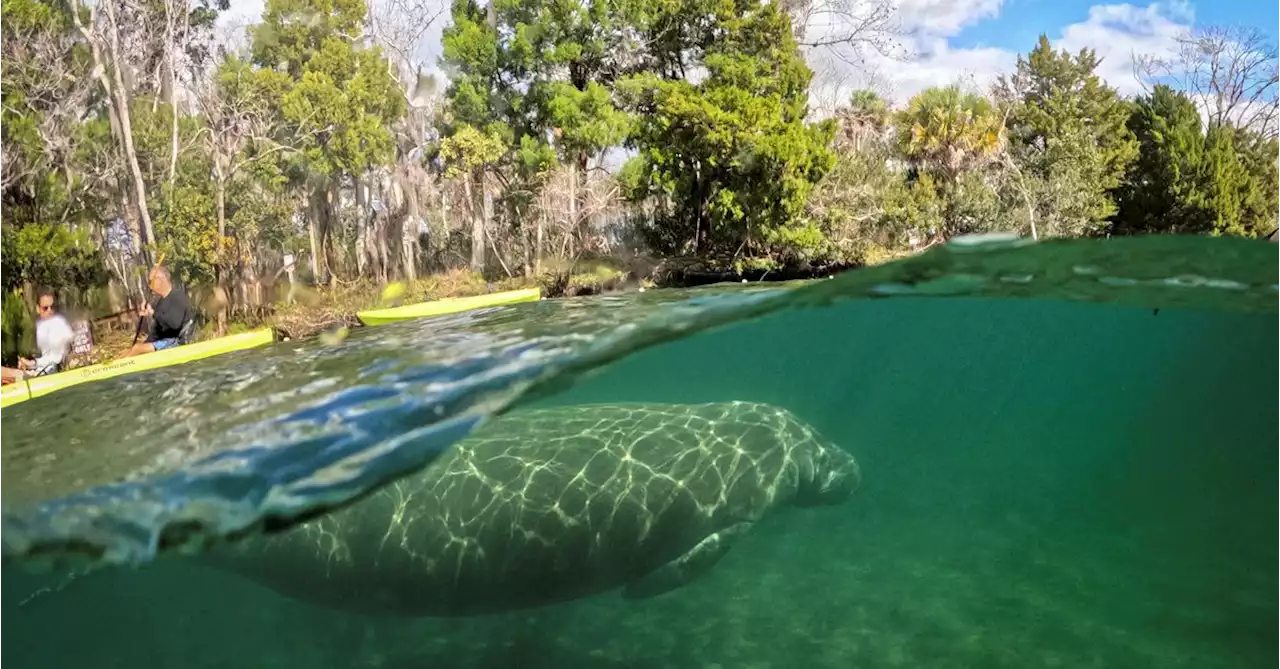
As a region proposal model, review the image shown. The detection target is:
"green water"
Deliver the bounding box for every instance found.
[5,292,1275,668]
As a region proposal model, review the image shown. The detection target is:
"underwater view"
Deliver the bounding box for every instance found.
[2,235,1276,669]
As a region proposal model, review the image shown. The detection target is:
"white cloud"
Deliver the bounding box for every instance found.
[1057,1,1193,95]
[806,0,1197,108]
[893,0,1004,37]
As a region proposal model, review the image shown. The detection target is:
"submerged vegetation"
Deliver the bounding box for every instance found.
[1,0,1276,359]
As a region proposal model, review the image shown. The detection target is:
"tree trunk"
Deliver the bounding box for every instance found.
[164,0,179,187]
[521,204,532,276]
[399,170,419,283]
[71,0,146,264]
[376,215,391,283]
[213,167,230,331]
[103,0,156,254]
[308,188,323,284]
[468,171,485,273]
[214,166,227,238]
[576,152,589,243]
[567,158,578,248]
[215,268,228,335]
[119,188,142,258]
[440,188,449,248]
[535,205,545,275]
[325,177,340,286]
[355,176,368,277]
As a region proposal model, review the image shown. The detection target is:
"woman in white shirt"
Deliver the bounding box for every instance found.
[1,289,75,383]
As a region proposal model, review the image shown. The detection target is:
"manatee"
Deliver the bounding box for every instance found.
[202,401,861,616]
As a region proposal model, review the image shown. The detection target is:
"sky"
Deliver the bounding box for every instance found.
[805,0,1280,107]
[219,0,1280,108]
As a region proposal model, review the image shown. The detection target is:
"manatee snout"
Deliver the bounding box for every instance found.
[798,443,861,507]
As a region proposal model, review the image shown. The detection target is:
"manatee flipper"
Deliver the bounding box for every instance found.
[621,521,754,600]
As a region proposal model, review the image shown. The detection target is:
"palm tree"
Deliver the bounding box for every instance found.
[895,85,1004,183]
[834,89,890,153]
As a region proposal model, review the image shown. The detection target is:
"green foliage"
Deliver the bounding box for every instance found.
[1231,132,1280,237]
[997,34,1138,235]
[439,0,521,153]
[227,180,298,251]
[1113,85,1207,234]
[251,0,366,77]
[882,174,945,239]
[886,86,1009,241]
[153,184,226,285]
[1187,125,1278,237]
[879,170,1008,242]
[618,0,835,259]
[894,86,1003,181]
[1,0,99,231]
[1,222,109,292]
[1114,85,1279,237]
[847,90,889,128]
[806,138,901,261]
[438,124,507,177]
[1,289,37,365]
[438,0,632,216]
[254,0,404,177]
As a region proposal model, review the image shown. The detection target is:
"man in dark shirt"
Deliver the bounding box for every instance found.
[120,264,197,358]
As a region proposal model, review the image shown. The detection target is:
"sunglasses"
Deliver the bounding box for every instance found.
[38,304,52,313]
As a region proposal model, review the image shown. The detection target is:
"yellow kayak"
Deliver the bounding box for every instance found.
[356,288,542,326]
[0,328,277,408]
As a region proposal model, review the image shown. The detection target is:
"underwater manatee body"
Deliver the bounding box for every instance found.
[203,401,861,616]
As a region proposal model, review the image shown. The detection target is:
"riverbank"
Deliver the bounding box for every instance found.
[212,254,857,342]
[14,255,866,364]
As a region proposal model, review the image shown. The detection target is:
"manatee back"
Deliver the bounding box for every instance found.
[203,402,849,616]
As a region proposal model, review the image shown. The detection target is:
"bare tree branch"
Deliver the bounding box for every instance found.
[1134,25,1279,139]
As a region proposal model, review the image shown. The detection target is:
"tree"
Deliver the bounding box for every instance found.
[894,85,1003,183]
[2,0,82,241]
[251,0,406,283]
[1112,85,1205,234]
[69,0,158,258]
[1135,25,1279,140]
[523,0,632,250]
[890,85,1008,241]
[996,34,1138,237]
[438,0,515,273]
[366,0,450,282]
[437,122,506,271]
[1,0,115,299]
[1114,85,1279,238]
[618,0,836,261]
[196,55,292,238]
[437,0,632,273]
[807,89,911,261]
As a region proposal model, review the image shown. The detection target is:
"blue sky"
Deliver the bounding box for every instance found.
[952,0,1279,52]
[798,0,1280,107]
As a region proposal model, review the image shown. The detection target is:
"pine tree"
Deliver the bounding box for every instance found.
[997,34,1138,236]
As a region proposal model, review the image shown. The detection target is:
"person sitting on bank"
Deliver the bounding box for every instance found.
[119,265,197,358]
[1,288,76,383]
